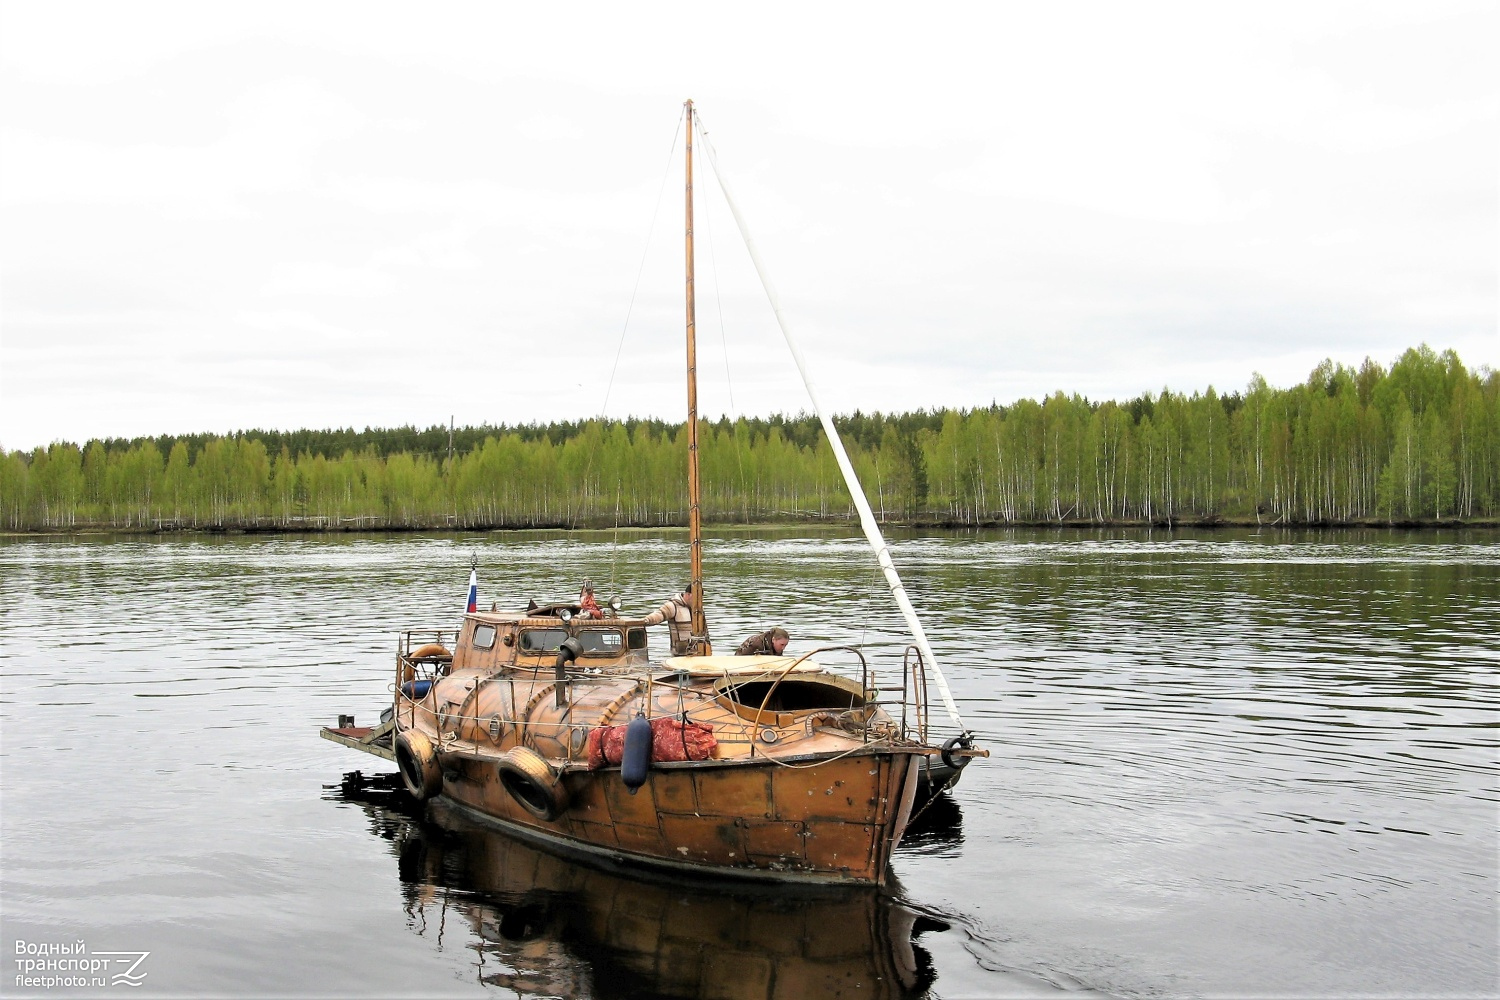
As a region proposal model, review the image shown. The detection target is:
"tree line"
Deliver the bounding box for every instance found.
[2,345,1495,532]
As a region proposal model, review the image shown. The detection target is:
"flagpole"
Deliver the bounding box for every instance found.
[466,552,478,614]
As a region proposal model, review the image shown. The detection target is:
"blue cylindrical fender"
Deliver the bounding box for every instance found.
[621,713,653,794]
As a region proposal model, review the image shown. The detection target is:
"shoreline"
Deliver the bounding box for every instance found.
[4,515,1496,539]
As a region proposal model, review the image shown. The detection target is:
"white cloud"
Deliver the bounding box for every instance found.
[1,0,1495,452]
[259,263,397,297]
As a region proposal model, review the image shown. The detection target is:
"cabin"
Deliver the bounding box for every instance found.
[451,611,650,673]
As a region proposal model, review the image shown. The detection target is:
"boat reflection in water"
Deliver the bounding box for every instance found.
[332,772,951,999]
[896,790,965,857]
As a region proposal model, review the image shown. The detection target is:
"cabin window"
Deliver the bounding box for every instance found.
[520,628,569,652]
[577,628,623,654]
[518,627,626,656]
[473,624,497,650]
[627,628,646,650]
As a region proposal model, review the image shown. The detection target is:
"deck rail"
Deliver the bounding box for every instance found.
[395,629,459,729]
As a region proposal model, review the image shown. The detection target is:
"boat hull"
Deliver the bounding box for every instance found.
[435,749,923,886]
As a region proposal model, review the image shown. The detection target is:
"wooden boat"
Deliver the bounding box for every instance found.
[321,101,984,886]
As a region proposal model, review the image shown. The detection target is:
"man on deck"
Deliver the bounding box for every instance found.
[736,627,789,656]
[641,584,698,656]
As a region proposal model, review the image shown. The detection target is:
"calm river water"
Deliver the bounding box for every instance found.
[1,528,1495,998]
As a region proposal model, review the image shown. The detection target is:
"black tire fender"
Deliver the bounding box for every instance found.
[940,735,973,772]
[395,729,442,801]
[497,746,571,821]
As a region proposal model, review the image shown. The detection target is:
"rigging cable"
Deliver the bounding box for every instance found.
[700,157,737,417]
[698,151,755,519]
[600,107,686,419]
[692,109,969,737]
[590,106,686,588]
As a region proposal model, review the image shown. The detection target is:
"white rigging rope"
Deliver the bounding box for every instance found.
[692,112,969,736]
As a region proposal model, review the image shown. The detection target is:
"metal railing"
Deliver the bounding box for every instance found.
[394,630,458,730]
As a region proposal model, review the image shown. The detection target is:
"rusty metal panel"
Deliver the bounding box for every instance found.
[868,757,893,824]
[786,770,871,822]
[766,755,884,824]
[562,818,619,848]
[612,822,663,853]
[695,766,773,818]
[658,814,742,865]
[563,774,612,824]
[651,769,699,815]
[742,819,807,861]
[802,820,878,879]
[603,774,662,827]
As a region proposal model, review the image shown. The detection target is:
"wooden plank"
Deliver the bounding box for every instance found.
[319,724,396,761]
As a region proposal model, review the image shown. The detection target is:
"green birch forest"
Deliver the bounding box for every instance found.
[3,346,1496,532]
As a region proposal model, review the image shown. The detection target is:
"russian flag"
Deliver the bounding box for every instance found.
[466,567,478,613]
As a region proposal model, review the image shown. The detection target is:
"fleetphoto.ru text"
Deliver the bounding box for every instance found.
[13,940,149,990]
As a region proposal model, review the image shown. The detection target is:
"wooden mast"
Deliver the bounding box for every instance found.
[684,99,707,651]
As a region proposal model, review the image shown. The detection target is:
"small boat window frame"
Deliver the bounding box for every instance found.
[473,624,497,650]
[576,628,624,655]
[519,626,628,657]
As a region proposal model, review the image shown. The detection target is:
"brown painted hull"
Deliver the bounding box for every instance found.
[436,749,922,886]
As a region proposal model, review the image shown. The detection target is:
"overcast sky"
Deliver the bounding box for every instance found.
[1,1,1495,453]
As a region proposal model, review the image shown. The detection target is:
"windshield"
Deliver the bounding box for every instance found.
[519,627,625,656]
